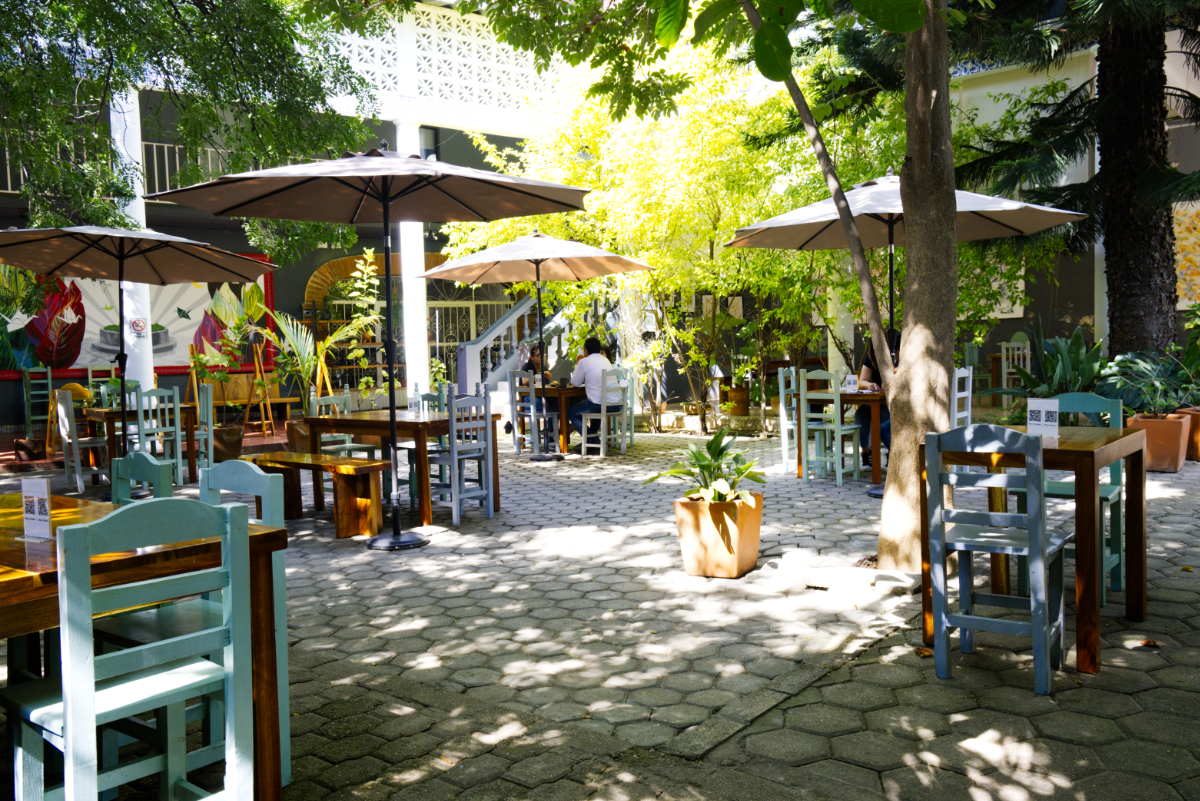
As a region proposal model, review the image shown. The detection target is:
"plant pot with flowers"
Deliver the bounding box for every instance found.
[643,428,766,578]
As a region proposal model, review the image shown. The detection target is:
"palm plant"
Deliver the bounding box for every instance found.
[643,428,765,503]
[263,311,376,415]
[986,317,1102,400]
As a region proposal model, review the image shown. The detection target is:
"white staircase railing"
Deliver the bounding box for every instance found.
[456,296,579,393]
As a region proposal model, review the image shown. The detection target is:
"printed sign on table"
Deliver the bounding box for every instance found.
[21,477,51,540]
[1027,398,1060,438]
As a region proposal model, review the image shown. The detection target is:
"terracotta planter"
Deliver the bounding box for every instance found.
[769,395,781,412]
[1177,407,1200,461]
[728,386,750,417]
[672,493,763,578]
[212,425,245,463]
[1127,414,1191,473]
[285,420,311,453]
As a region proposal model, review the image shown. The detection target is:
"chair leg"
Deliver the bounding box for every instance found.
[1028,552,1052,695]
[1048,550,1065,670]
[958,550,974,654]
[14,719,45,801]
[450,457,462,527]
[851,431,860,483]
[1014,493,1031,597]
[1108,498,1125,593]
[156,702,187,801]
[72,444,85,494]
[930,543,951,680]
[99,724,120,801]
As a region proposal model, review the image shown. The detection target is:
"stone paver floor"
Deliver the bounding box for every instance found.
[1,432,1199,800]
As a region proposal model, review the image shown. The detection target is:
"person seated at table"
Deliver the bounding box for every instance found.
[855,330,900,469]
[567,337,622,453]
[521,344,559,414]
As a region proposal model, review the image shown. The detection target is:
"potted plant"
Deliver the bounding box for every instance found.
[1172,303,1200,460]
[1098,350,1191,472]
[191,324,249,462]
[643,428,766,578]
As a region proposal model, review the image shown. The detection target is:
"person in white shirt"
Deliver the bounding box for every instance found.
[568,337,622,452]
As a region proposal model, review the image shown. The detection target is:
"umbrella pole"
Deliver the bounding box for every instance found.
[529,261,562,462]
[117,252,129,458]
[369,188,429,551]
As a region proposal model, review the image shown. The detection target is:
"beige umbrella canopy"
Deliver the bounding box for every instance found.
[0,225,275,455]
[726,172,1087,332]
[148,145,591,549]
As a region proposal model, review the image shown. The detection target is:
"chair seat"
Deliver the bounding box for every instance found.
[0,656,224,737]
[1011,482,1122,502]
[945,523,1073,557]
[94,598,222,648]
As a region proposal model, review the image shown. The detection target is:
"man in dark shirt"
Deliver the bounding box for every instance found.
[855,330,899,468]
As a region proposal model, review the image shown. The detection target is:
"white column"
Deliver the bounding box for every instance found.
[396,121,431,393]
[1094,240,1110,357]
[825,286,854,380]
[109,90,155,390]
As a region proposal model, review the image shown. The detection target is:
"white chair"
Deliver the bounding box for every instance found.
[509,370,557,454]
[798,369,860,486]
[999,341,1031,408]
[0,498,255,800]
[951,367,973,472]
[580,368,628,457]
[778,367,799,470]
[135,386,184,485]
[56,389,108,493]
[428,388,494,525]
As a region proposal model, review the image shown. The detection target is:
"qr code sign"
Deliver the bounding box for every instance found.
[1045,410,1058,424]
[37,497,48,517]
[1029,409,1042,422]
[23,498,35,516]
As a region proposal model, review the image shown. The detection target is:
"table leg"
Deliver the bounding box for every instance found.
[987,465,1010,595]
[1075,456,1102,674]
[1125,445,1148,621]
[371,472,383,531]
[258,463,303,519]
[332,473,375,538]
[186,408,197,484]
[870,400,882,485]
[271,550,291,787]
[921,457,934,645]
[559,401,570,454]
[250,548,282,800]
[492,419,501,512]
[991,356,1001,408]
[105,417,119,464]
[417,435,433,526]
[88,420,101,484]
[308,424,324,512]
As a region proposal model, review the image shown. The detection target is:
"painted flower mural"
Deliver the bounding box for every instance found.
[24,278,85,368]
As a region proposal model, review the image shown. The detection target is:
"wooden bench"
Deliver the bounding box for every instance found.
[242,451,388,538]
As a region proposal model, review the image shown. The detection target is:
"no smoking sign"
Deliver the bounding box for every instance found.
[131,318,148,338]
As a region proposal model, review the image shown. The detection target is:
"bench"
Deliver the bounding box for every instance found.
[242,451,389,538]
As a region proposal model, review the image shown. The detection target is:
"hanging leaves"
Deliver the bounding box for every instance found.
[656,0,691,48]
[753,23,795,82]
[851,0,927,33]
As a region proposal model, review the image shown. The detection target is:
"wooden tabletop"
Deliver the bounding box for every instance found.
[305,410,502,428]
[84,403,196,420]
[534,384,586,399]
[807,390,886,403]
[246,451,389,475]
[0,494,287,637]
[931,425,1144,470]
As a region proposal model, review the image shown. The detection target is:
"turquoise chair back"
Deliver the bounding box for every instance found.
[111,451,174,506]
[55,498,254,798]
[410,382,446,413]
[201,460,285,527]
[1054,392,1123,486]
[310,390,351,417]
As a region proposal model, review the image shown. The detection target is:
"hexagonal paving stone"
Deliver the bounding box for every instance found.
[831,730,913,772]
[1097,739,1200,783]
[1152,665,1200,692]
[686,689,738,709]
[1032,711,1125,747]
[538,702,589,722]
[865,705,951,741]
[450,667,502,688]
[590,703,651,725]
[1054,688,1143,719]
[895,684,977,715]
[616,721,677,748]
[747,658,797,678]
[1117,711,1200,749]
[662,673,714,693]
[785,704,866,738]
[1075,666,1160,694]
[628,687,684,708]
[714,674,769,694]
[650,704,710,728]
[1019,738,1105,780]
[947,709,1036,741]
[572,687,626,707]
[974,686,1058,717]
[746,729,831,766]
[821,681,898,712]
[853,663,925,689]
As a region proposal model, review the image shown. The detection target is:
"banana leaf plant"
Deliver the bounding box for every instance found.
[984,317,1103,400]
[643,427,765,504]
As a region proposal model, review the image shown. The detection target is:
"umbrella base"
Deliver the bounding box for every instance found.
[100,489,153,504]
[529,453,563,462]
[367,530,430,550]
[866,484,885,499]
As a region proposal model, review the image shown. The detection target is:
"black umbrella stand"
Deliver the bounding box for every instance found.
[528,260,563,462]
[368,178,430,551]
[117,250,130,458]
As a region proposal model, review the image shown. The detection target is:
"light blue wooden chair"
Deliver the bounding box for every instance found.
[1012,392,1125,604]
[428,387,494,525]
[926,424,1073,695]
[195,382,216,473]
[135,386,184,485]
[509,369,556,454]
[310,389,378,459]
[0,498,255,800]
[111,451,174,505]
[405,382,449,508]
[778,367,799,470]
[798,369,860,485]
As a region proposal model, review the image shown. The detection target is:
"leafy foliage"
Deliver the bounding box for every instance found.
[241,220,359,270]
[643,427,766,503]
[985,317,1102,399]
[1096,349,1193,417]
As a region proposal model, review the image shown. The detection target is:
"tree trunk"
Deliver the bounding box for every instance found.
[879,0,958,571]
[1097,22,1178,355]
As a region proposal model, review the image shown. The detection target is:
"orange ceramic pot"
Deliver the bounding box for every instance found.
[1177,407,1200,461]
[1127,414,1191,473]
[728,386,750,416]
[673,493,763,578]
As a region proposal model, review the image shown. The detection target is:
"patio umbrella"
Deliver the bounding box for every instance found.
[725,170,1087,332]
[0,225,275,456]
[426,232,651,461]
[148,145,589,549]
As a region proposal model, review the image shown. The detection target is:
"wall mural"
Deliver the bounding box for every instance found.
[1175,203,1200,310]
[0,272,273,376]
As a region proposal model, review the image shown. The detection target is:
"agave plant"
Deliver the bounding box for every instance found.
[986,317,1102,400]
[263,310,376,415]
[643,427,765,503]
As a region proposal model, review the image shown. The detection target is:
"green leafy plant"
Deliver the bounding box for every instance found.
[430,357,449,387]
[263,311,375,416]
[1096,348,1191,418]
[643,428,765,503]
[985,317,1102,400]
[749,376,779,405]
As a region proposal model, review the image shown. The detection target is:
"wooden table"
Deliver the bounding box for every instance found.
[245,452,388,538]
[84,404,198,483]
[534,384,588,454]
[919,426,1148,674]
[989,353,1002,407]
[802,390,887,485]
[305,410,502,526]
[0,494,288,800]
